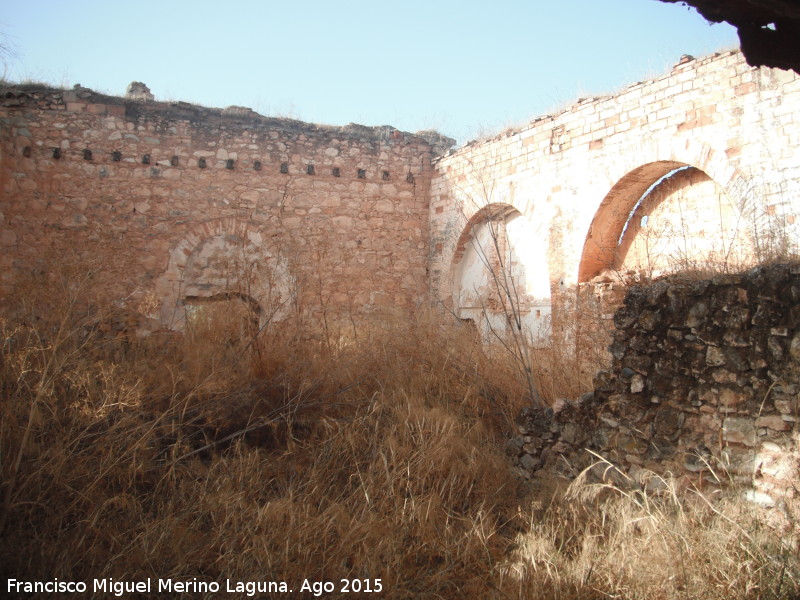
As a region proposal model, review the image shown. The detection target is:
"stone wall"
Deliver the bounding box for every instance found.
[509,264,800,505]
[2,49,800,347]
[0,85,435,331]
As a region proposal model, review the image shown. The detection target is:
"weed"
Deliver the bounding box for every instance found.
[0,263,797,599]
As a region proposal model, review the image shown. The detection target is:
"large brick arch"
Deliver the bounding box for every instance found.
[576,139,749,282]
[579,160,686,281]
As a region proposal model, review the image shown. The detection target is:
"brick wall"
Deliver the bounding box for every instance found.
[432,50,800,341]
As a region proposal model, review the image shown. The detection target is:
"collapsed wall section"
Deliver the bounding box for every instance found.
[0,85,434,331]
[510,264,800,505]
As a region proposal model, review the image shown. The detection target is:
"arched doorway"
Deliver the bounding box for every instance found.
[451,203,551,345]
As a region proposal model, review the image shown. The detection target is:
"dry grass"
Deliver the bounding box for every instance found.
[1,273,798,599]
[504,459,800,600]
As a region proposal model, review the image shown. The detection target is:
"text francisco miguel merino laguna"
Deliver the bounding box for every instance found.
[8,577,385,596]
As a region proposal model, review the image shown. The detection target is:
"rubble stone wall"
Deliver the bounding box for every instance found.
[510,264,800,505]
[2,50,800,346]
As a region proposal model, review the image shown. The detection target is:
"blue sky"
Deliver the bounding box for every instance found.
[1,0,737,144]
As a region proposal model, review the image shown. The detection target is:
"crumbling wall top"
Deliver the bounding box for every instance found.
[0,82,437,149]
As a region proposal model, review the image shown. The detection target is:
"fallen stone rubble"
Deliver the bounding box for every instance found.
[509,264,800,505]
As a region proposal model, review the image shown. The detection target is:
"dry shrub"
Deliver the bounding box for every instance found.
[0,273,528,599]
[1,270,798,599]
[524,339,597,406]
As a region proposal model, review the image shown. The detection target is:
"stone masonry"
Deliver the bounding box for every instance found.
[0,52,800,335]
[509,264,800,505]
[3,48,800,494]
[0,85,437,331]
[1,49,800,340]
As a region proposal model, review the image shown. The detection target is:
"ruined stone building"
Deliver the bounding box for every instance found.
[1,49,799,341]
[3,48,800,498]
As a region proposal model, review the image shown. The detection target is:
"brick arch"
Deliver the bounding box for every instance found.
[449,202,521,293]
[613,166,702,267]
[450,202,552,344]
[155,219,286,328]
[577,140,750,282]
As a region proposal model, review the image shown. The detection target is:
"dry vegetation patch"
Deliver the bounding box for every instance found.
[1,274,798,599]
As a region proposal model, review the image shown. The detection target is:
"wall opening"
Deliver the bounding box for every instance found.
[614,166,754,278]
[451,203,551,345]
